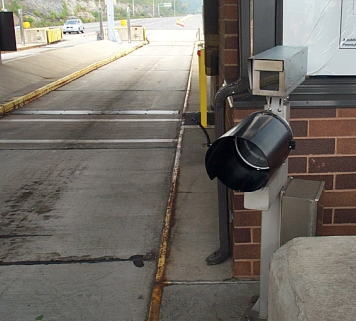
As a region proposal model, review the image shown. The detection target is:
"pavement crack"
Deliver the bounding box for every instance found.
[0,251,157,268]
[0,234,52,238]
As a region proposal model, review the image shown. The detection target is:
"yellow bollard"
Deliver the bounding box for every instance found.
[198,46,208,128]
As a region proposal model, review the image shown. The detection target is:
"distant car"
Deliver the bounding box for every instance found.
[63,19,84,34]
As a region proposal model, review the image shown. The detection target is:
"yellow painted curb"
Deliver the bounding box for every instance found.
[0,41,148,116]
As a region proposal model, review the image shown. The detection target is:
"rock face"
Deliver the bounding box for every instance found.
[6,0,103,21]
[15,0,97,16]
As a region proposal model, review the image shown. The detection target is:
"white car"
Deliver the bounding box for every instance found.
[63,19,84,34]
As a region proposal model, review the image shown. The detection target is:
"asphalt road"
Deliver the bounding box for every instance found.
[2,16,199,63]
[0,14,202,320]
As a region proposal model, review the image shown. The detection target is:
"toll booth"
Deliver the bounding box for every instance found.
[0,11,17,52]
[203,0,356,320]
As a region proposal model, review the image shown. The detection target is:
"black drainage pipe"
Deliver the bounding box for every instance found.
[206,78,250,265]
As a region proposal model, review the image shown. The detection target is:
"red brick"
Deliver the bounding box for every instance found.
[288,157,307,173]
[252,260,260,277]
[324,191,356,207]
[337,108,356,117]
[224,20,238,34]
[233,108,262,123]
[291,138,335,155]
[234,244,260,260]
[224,50,238,65]
[309,156,356,173]
[337,138,356,154]
[290,120,308,137]
[321,225,356,236]
[291,108,336,119]
[234,210,261,227]
[336,174,356,190]
[233,193,245,210]
[233,228,252,243]
[334,209,356,224]
[316,219,324,236]
[309,119,356,137]
[252,228,261,243]
[323,209,333,224]
[233,260,252,277]
[225,35,238,50]
[224,0,237,5]
[224,65,239,80]
[224,5,238,20]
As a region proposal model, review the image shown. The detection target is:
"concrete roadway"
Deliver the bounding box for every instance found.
[0,17,200,320]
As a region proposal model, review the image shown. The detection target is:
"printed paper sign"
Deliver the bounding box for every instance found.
[340,0,356,48]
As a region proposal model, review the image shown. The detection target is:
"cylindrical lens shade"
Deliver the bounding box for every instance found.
[205,111,294,192]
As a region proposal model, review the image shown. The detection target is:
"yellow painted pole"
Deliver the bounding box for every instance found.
[198,46,208,128]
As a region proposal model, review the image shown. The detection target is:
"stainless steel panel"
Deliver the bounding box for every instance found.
[281,178,325,246]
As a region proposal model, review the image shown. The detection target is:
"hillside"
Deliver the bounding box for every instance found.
[2,0,192,27]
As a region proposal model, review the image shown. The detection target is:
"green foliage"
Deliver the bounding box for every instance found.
[4,0,194,28]
[7,0,22,12]
[60,0,69,19]
[24,16,34,24]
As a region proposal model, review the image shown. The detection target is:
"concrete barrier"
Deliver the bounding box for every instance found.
[103,26,146,41]
[15,28,63,45]
[268,236,356,321]
[46,28,63,44]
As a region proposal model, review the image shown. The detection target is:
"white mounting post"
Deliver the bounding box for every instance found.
[244,97,290,319]
[245,46,307,320]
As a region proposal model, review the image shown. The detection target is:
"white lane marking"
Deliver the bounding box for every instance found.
[1,119,180,122]
[0,139,177,144]
[11,110,180,115]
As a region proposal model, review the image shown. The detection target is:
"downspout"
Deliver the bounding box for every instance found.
[206,0,251,265]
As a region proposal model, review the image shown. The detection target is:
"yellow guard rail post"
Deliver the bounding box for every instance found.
[197,44,208,128]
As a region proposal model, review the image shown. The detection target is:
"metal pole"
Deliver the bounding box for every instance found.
[153,0,155,17]
[198,46,208,128]
[132,0,135,16]
[98,1,104,40]
[127,6,131,43]
[18,9,25,45]
[1,0,5,11]
[106,0,115,41]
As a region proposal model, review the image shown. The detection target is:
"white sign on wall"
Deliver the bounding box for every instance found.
[284,0,356,75]
[340,0,356,48]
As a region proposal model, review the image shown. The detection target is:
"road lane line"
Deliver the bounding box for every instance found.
[1,119,180,122]
[11,110,180,115]
[0,139,177,144]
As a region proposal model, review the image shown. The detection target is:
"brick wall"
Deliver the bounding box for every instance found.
[232,108,262,278]
[218,0,239,85]
[290,107,356,237]
[230,106,356,278]
[216,0,356,279]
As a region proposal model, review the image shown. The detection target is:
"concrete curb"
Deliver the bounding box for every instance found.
[147,40,195,321]
[0,41,147,116]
